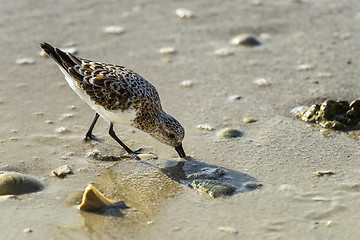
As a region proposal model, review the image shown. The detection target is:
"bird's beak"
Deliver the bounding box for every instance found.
[175,144,186,158]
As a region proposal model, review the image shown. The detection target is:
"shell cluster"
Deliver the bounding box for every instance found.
[299,99,360,130]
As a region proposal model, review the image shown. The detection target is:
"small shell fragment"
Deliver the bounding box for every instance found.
[159,47,176,55]
[227,95,242,102]
[214,48,234,56]
[297,64,314,71]
[218,226,238,234]
[103,25,126,35]
[197,124,215,131]
[175,8,193,18]
[78,184,115,211]
[16,58,35,65]
[230,34,261,47]
[316,72,333,79]
[253,78,270,87]
[181,80,195,87]
[53,165,73,178]
[56,127,70,134]
[315,170,334,177]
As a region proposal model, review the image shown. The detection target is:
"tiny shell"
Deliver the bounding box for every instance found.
[0,172,43,195]
[103,25,126,34]
[197,124,214,131]
[159,47,176,54]
[217,128,242,138]
[253,78,270,87]
[56,127,70,133]
[230,34,261,47]
[214,48,234,56]
[175,8,193,18]
[227,95,242,102]
[16,58,35,65]
[53,165,73,178]
[78,184,115,211]
[316,72,333,79]
[218,226,238,234]
[297,64,313,71]
[181,80,195,87]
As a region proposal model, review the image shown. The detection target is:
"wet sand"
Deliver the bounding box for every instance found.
[1,0,360,239]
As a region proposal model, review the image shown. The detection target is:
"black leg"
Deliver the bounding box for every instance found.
[84,113,100,142]
[108,123,140,160]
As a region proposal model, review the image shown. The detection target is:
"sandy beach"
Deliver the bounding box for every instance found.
[1,0,360,239]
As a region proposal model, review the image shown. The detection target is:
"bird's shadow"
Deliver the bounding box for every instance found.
[142,157,261,195]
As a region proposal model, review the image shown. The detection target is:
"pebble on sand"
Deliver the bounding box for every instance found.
[243,117,256,123]
[175,8,193,18]
[189,179,236,198]
[230,34,261,47]
[103,25,126,35]
[53,165,73,178]
[23,228,33,233]
[217,128,242,138]
[16,58,35,65]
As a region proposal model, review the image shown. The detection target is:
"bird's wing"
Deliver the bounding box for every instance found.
[40,42,143,111]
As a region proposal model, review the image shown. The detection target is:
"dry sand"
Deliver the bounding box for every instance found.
[1,0,360,239]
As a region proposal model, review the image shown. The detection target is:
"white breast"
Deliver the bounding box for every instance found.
[59,68,136,126]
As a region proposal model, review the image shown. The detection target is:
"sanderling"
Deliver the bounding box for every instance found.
[40,42,186,160]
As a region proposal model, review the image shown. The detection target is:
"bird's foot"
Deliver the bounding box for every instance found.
[84,133,99,142]
[125,148,143,160]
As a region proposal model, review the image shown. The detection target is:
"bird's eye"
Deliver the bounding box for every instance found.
[169,133,175,139]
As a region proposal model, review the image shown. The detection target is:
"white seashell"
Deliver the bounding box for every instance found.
[181,80,195,87]
[197,124,215,131]
[214,48,234,56]
[56,127,70,133]
[297,64,313,71]
[103,25,126,34]
[159,47,176,54]
[16,58,35,65]
[175,8,193,18]
[253,78,270,87]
